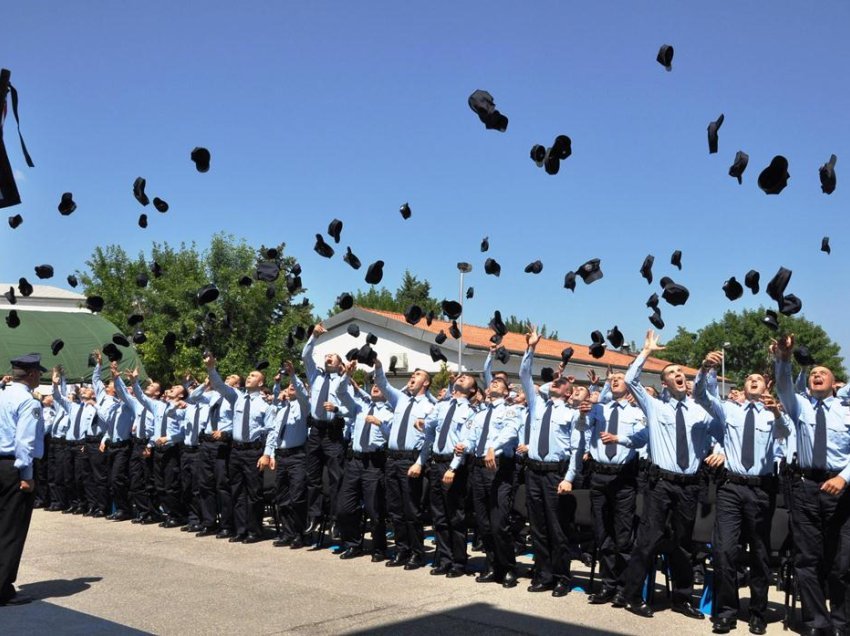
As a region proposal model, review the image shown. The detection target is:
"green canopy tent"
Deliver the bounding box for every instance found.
[1,309,147,383]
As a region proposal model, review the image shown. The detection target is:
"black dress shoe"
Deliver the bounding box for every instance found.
[290,536,304,549]
[111,512,132,522]
[712,617,736,634]
[273,536,292,547]
[404,555,425,571]
[131,515,144,524]
[106,512,117,520]
[385,554,408,568]
[746,615,765,635]
[339,547,363,560]
[47,504,64,511]
[162,518,183,528]
[140,515,159,525]
[475,570,499,583]
[671,601,704,620]
[431,564,451,576]
[180,524,194,532]
[588,589,618,605]
[62,507,76,515]
[216,529,234,539]
[332,546,346,555]
[446,568,465,578]
[625,601,654,618]
[196,527,218,537]
[502,570,518,588]
[527,581,555,593]
[552,581,570,597]
[305,519,321,534]
[371,552,387,563]
[242,533,262,544]
[0,593,34,606]
[228,534,246,543]
[611,592,628,608]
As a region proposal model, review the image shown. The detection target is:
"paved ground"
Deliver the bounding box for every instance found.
[1,510,797,635]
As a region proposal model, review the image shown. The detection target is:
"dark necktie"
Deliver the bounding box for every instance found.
[813,400,828,470]
[360,404,376,450]
[73,405,84,440]
[107,409,118,440]
[741,403,756,471]
[139,406,148,440]
[241,394,251,441]
[396,398,414,449]
[192,407,202,443]
[276,401,292,445]
[537,401,553,459]
[523,410,531,446]
[675,402,689,471]
[606,403,619,459]
[209,402,220,432]
[437,399,458,451]
[475,405,495,456]
[316,374,330,419]
[159,409,168,438]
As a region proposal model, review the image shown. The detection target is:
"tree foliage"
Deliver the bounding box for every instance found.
[503,315,558,340]
[329,270,441,316]
[79,233,315,384]
[655,308,845,386]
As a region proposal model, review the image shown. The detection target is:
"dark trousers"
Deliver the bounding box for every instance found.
[385,456,424,558]
[230,446,263,536]
[472,459,517,574]
[48,439,67,509]
[620,478,699,604]
[129,440,155,517]
[60,441,80,508]
[198,439,233,531]
[789,478,850,632]
[713,481,775,622]
[33,434,49,505]
[429,461,468,570]
[337,454,387,552]
[85,440,110,513]
[0,459,34,602]
[153,444,183,519]
[72,444,90,509]
[273,448,308,541]
[590,471,637,592]
[180,446,202,525]
[305,426,345,520]
[526,469,574,584]
[105,443,131,515]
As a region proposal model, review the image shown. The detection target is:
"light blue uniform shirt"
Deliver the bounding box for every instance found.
[622,352,723,474]
[265,376,311,454]
[112,376,155,441]
[209,368,271,443]
[53,382,99,441]
[169,403,209,447]
[0,381,44,480]
[187,385,225,435]
[417,395,475,466]
[775,359,850,482]
[576,400,646,470]
[374,366,433,452]
[451,398,521,470]
[694,369,790,476]
[336,379,393,454]
[302,335,346,421]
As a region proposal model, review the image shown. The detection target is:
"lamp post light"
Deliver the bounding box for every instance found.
[721,341,731,398]
[456,262,472,372]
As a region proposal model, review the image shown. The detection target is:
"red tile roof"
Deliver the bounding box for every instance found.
[358,306,699,376]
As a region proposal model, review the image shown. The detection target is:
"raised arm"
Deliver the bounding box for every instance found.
[52,368,71,414]
[693,353,726,425]
[624,330,662,421]
[301,324,325,384]
[92,353,107,403]
[483,346,495,387]
[772,336,803,424]
[519,326,542,421]
[373,359,403,408]
[204,353,238,405]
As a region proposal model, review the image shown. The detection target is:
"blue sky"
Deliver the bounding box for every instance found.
[3,1,849,370]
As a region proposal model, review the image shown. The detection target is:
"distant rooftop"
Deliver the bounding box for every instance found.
[0,283,88,313]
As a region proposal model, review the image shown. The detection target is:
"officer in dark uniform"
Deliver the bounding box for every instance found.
[0,353,45,606]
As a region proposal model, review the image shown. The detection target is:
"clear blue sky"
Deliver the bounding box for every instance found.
[4,1,849,370]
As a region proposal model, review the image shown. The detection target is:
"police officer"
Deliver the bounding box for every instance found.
[45,392,68,511]
[0,353,45,606]
[450,375,521,587]
[520,326,581,597]
[608,329,723,619]
[93,359,134,521]
[301,324,348,534]
[694,353,790,635]
[259,361,310,549]
[167,383,209,533]
[415,373,477,577]
[773,335,850,636]
[373,355,434,569]
[333,360,393,560]
[206,353,271,543]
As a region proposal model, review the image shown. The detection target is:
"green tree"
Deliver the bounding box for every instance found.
[503,315,558,340]
[78,233,315,384]
[655,308,845,386]
[329,269,441,316]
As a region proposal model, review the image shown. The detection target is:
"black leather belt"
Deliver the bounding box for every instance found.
[275,446,305,458]
[431,453,454,463]
[651,465,700,485]
[723,471,777,488]
[200,432,231,443]
[798,468,841,482]
[526,458,569,473]
[180,444,201,452]
[232,440,264,450]
[589,458,637,476]
[387,450,418,461]
[308,416,344,432]
[105,439,131,448]
[84,435,102,443]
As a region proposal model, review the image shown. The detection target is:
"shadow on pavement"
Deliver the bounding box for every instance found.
[0,599,148,635]
[18,576,103,600]
[345,602,630,635]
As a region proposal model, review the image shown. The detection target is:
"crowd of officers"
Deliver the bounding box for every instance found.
[5,325,850,636]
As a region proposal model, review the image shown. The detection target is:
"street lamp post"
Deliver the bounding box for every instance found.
[456,262,472,372]
[721,341,731,398]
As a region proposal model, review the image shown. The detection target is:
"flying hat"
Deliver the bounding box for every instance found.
[365,260,384,285]
[707,114,724,154]
[656,44,674,71]
[133,177,150,206]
